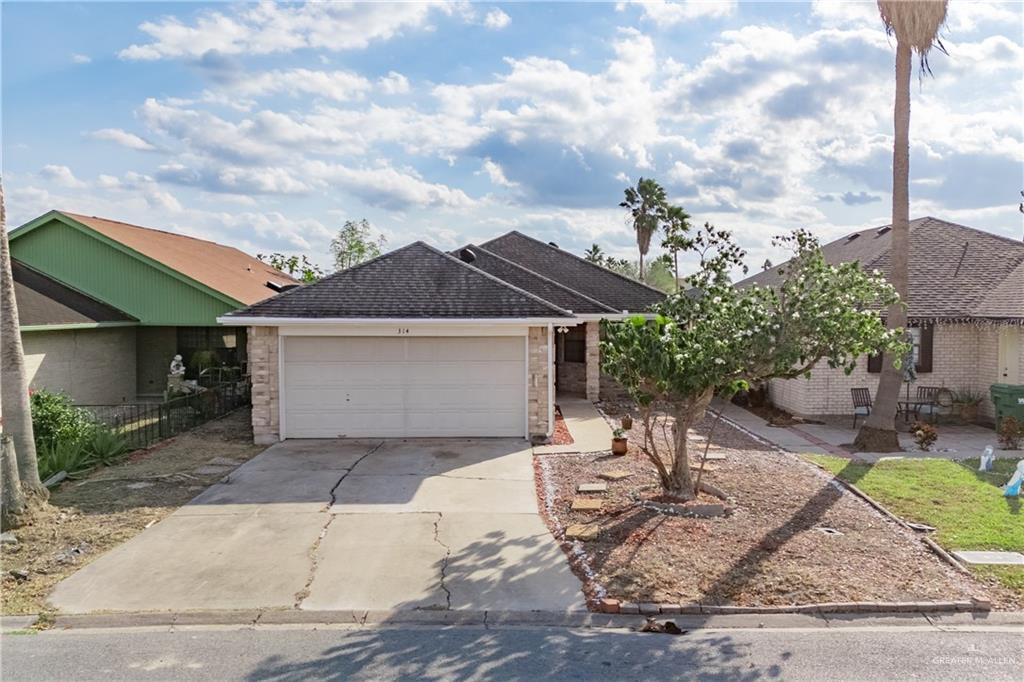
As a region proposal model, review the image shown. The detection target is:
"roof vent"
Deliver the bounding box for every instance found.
[458,248,477,263]
[547,241,559,249]
[876,226,891,236]
[846,233,860,242]
[266,281,302,293]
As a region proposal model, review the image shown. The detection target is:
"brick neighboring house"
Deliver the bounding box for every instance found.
[737,217,1024,422]
[220,233,665,443]
[11,210,294,404]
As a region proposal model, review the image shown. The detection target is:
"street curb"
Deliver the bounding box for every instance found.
[599,598,990,616]
[26,608,1024,632]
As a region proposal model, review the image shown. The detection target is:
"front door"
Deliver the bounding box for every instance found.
[998,326,1021,384]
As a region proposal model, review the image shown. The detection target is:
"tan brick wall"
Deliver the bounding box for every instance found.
[248,326,280,444]
[585,321,600,401]
[769,323,1004,422]
[528,326,550,439]
[23,327,137,404]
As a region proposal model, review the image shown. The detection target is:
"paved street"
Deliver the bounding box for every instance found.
[3,623,1022,681]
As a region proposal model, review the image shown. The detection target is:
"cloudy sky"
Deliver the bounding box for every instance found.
[3,1,1022,274]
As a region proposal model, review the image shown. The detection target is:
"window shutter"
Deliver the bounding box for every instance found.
[867,353,882,373]
[916,323,934,373]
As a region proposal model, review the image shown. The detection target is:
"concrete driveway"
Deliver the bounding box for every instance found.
[48,439,585,614]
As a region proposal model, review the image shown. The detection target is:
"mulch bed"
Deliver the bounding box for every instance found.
[535,408,1021,610]
[551,405,574,446]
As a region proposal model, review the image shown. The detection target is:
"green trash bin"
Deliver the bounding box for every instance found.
[990,383,1024,430]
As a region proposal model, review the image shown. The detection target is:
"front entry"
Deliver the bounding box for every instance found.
[998,326,1021,384]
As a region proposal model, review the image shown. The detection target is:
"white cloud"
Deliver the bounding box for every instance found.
[119,1,454,60]
[626,0,737,25]
[71,53,91,64]
[483,8,511,30]
[87,128,157,151]
[377,71,411,95]
[305,160,476,210]
[39,164,86,188]
[478,158,519,188]
[229,68,372,102]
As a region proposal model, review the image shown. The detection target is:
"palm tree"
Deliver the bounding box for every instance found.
[584,243,605,264]
[854,0,947,452]
[620,177,667,278]
[661,204,693,291]
[0,181,47,500]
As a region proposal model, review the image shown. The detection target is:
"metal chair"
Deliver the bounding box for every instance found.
[851,388,872,428]
[915,385,941,423]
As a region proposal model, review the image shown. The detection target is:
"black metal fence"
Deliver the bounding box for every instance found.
[79,381,250,451]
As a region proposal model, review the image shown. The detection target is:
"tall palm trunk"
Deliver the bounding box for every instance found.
[854,40,911,453]
[0,182,47,496]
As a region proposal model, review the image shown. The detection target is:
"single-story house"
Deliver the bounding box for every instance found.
[11,210,294,404]
[736,217,1024,422]
[220,231,665,443]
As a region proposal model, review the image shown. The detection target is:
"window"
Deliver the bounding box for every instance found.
[562,326,586,363]
[867,323,933,374]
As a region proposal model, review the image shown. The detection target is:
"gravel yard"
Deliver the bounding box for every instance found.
[535,407,1021,610]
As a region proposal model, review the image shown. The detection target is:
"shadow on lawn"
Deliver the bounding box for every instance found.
[955,459,1020,515]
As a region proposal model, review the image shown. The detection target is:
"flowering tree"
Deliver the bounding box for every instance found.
[602,225,906,499]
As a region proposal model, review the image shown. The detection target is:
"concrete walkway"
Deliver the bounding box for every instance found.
[48,439,585,614]
[533,397,614,454]
[713,399,1024,462]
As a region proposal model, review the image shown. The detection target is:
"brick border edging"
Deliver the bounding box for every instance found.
[597,598,991,615]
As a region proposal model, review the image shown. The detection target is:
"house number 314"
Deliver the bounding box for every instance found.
[397,328,411,335]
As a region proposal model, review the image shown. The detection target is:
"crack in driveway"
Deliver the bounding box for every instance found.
[293,441,384,608]
[433,512,453,610]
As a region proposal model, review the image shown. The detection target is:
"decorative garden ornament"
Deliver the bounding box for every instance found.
[979,446,994,472]
[169,354,185,376]
[1004,460,1024,497]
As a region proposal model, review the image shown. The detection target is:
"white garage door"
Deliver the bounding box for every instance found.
[282,336,527,438]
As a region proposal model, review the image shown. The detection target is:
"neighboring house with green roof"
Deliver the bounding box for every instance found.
[11,210,294,404]
[736,217,1024,423]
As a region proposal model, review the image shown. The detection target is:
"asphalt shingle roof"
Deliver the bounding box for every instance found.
[13,259,137,327]
[226,242,573,319]
[737,216,1024,321]
[480,231,666,313]
[451,245,618,315]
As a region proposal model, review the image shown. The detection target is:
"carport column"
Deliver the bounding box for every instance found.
[248,326,280,445]
[585,321,600,402]
[527,327,551,441]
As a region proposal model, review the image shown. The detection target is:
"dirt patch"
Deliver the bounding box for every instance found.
[742,402,823,427]
[535,410,1020,610]
[1,409,265,615]
[551,406,574,446]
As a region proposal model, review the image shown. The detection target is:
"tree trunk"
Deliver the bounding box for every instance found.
[1,435,26,530]
[674,251,680,292]
[854,39,911,454]
[665,389,714,500]
[638,250,645,279]
[0,182,47,495]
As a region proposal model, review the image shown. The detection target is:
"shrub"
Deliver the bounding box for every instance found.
[912,421,938,451]
[998,416,1023,450]
[85,428,128,466]
[37,438,93,481]
[30,389,98,450]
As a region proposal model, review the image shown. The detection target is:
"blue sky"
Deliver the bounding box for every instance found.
[3,1,1022,274]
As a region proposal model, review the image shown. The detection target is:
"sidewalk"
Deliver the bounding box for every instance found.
[534,397,613,454]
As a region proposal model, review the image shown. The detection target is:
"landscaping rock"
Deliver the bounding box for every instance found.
[577,482,608,493]
[125,482,154,490]
[9,570,29,582]
[193,465,234,476]
[598,470,633,481]
[207,457,243,467]
[0,532,18,546]
[598,598,620,613]
[565,524,601,541]
[571,498,604,511]
[702,452,727,461]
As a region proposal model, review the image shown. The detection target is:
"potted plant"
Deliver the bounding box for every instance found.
[620,414,633,430]
[952,388,984,424]
[911,421,938,451]
[611,427,628,455]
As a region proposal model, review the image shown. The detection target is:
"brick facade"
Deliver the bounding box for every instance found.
[769,323,1014,422]
[248,326,280,444]
[585,321,600,401]
[527,326,551,439]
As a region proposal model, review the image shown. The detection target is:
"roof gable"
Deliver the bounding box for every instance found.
[12,211,295,306]
[227,242,573,319]
[13,259,137,328]
[480,231,665,312]
[451,245,618,315]
[737,217,1024,320]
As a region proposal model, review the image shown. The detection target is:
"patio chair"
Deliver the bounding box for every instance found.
[851,388,872,428]
[915,385,941,423]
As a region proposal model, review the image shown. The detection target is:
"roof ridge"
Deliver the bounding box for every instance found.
[419,242,573,317]
[486,230,669,301]
[914,215,1024,250]
[460,244,619,314]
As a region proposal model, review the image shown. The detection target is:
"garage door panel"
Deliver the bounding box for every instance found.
[283,336,528,438]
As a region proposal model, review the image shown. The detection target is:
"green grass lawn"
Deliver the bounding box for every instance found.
[803,455,1023,596]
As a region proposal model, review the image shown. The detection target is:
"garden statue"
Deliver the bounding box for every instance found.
[979,446,995,472]
[1004,460,1024,498]
[169,354,186,376]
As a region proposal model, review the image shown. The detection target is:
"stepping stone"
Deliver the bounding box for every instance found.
[571,498,604,511]
[125,482,154,490]
[565,524,601,541]
[599,470,633,481]
[702,452,727,461]
[689,463,719,471]
[193,465,233,475]
[207,457,242,467]
[952,551,1024,566]
[577,482,608,493]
